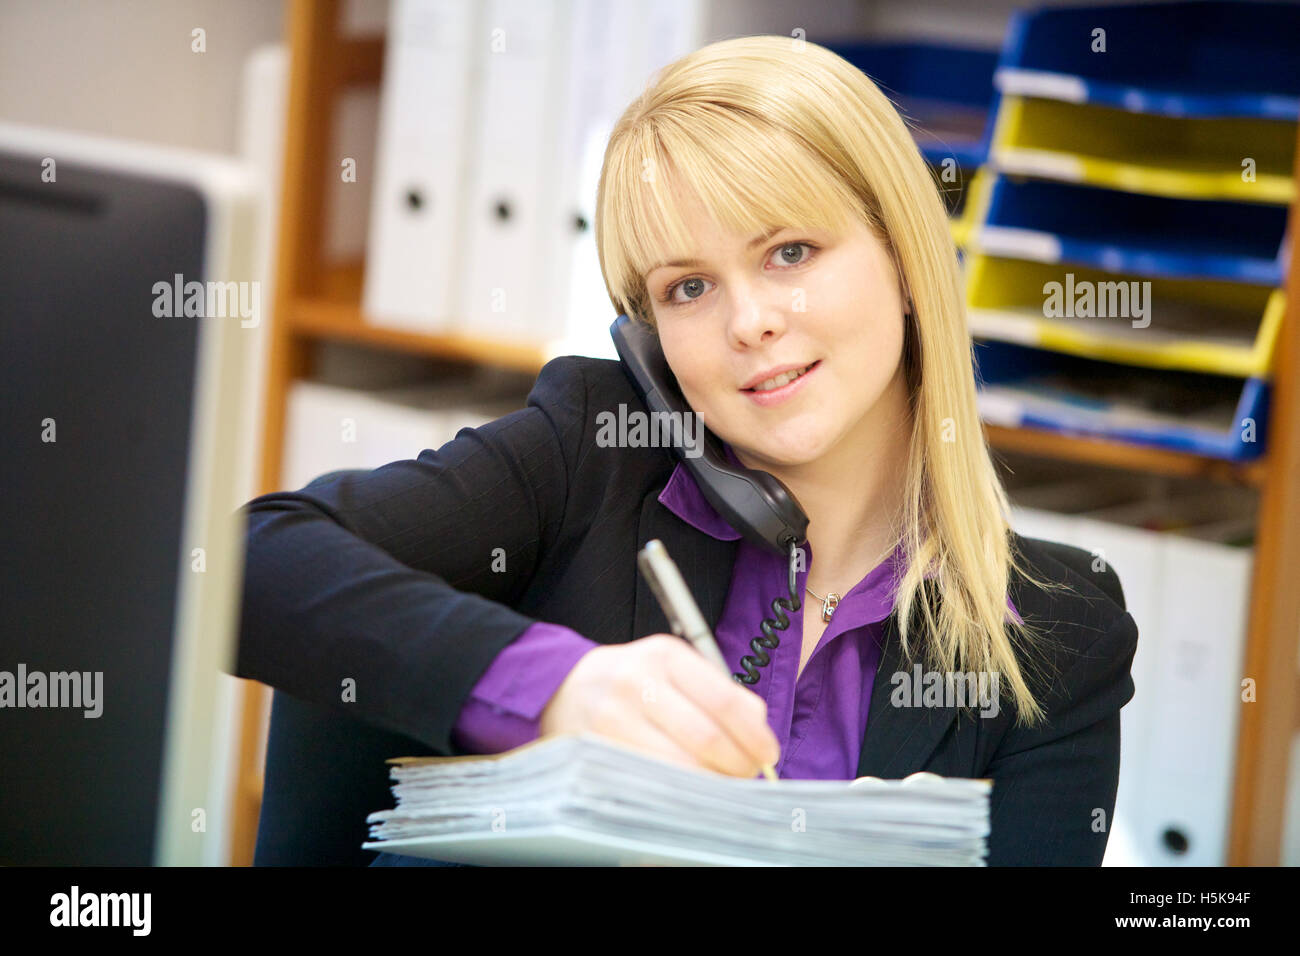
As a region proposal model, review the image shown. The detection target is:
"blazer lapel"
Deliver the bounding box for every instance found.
[856,583,959,778]
[632,486,739,640]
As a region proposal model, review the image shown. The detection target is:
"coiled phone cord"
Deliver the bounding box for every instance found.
[732,540,802,685]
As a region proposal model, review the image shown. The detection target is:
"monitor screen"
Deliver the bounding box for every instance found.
[0,127,256,865]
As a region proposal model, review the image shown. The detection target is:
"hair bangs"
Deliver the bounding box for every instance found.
[599,106,861,327]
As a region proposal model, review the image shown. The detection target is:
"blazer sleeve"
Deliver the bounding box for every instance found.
[985,610,1139,866]
[232,356,590,755]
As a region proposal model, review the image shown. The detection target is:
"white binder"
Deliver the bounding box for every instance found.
[1142,536,1252,865]
[544,0,706,360]
[364,0,482,332]
[366,0,706,351]
[1066,516,1163,868]
[457,0,568,343]
[635,0,708,95]
[536,0,622,359]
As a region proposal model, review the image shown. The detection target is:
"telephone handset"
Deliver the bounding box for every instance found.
[611,314,809,685]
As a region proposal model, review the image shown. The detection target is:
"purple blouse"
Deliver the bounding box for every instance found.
[451,445,1016,779]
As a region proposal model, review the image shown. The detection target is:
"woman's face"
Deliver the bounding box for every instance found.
[644,202,910,470]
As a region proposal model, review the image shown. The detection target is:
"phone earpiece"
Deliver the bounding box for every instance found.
[612,314,811,689]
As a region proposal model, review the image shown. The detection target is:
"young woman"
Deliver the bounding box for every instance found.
[237,36,1138,866]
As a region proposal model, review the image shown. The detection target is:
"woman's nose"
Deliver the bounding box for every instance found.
[725,284,788,348]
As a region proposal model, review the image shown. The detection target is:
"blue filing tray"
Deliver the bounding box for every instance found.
[973,338,1270,460]
[976,174,1289,285]
[995,1,1300,120]
[826,40,1000,169]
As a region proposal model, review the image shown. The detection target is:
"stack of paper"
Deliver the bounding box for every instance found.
[363,733,991,866]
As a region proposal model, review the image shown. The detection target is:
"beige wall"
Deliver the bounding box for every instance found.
[0,0,285,155]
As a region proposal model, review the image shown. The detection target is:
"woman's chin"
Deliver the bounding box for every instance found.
[730,433,829,469]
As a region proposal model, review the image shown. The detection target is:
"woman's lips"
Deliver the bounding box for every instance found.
[742,360,820,407]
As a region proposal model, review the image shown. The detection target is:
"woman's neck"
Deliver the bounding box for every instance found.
[735,362,912,593]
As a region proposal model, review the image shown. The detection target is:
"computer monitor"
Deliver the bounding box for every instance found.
[0,121,259,865]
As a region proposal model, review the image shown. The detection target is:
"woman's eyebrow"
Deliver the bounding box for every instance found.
[648,226,787,273]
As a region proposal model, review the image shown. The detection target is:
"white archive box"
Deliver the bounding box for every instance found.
[1009,484,1257,867]
[282,376,528,492]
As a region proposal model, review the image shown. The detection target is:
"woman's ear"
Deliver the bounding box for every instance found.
[886,247,913,317]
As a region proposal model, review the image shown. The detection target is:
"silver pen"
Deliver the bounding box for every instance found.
[636,538,778,782]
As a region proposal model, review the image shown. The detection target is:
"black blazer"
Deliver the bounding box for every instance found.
[235,355,1138,866]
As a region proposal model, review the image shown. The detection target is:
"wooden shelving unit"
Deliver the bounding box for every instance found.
[231,0,1300,865]
[229,0,552,865]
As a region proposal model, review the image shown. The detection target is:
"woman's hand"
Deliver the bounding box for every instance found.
[538,634,780,778]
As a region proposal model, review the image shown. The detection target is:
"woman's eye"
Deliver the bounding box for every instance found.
[666,276,711,304]
[660,242,817,307]
[770,242,814,267]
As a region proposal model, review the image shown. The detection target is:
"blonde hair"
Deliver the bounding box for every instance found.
[595,35,1074,726]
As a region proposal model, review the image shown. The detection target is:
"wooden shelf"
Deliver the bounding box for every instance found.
[985,423,1267,487]
[290,262,549,373]
[292,304,550,374]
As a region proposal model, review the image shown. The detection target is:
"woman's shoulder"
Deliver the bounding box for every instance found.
[529,355,634,408]
[1006,531,1137,666]
[976,532,1140,784]
[526,355,645,439]
[525,353,677,484]
[998,532,1139,735]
